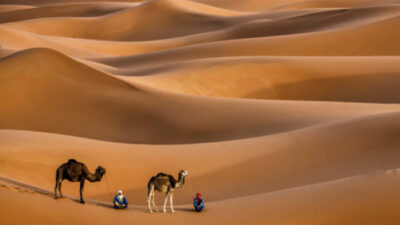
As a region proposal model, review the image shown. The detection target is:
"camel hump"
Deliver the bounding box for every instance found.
[67,159,78,164]
[156,172,167,177]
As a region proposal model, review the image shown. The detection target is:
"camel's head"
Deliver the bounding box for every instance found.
[175,170,189,187]
[179,170,189,177]
[96,166,106,178]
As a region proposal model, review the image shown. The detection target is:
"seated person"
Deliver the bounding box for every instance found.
[193,193,204,212]
[113,190,128,209]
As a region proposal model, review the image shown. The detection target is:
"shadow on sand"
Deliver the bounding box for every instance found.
[0,175,198,213]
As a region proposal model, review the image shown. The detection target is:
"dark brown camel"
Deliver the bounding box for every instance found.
[54,159,106,203]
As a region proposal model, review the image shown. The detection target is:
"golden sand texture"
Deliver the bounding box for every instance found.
[1,0,400,224]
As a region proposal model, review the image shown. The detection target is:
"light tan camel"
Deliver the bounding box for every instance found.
[147,170,189,213]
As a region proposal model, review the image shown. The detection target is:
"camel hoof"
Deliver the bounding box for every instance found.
[80,200,85,204]
[163,209,167,213]
[171,210,175,213]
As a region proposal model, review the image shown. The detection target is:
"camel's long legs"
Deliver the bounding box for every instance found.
[147,184,153,213]
[147,189,153,213]
[151,193,158,212]
[58,180,63,198]
[169,193,175,213]
[54,181,59,199]
[54,178,64,199]
[163,192,169,213]
[79,179,85,204]
[147,184,159,213]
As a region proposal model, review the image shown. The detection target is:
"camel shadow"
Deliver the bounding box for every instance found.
[133,207,150,213]
[174,207,198,213]
[80,199,114,209]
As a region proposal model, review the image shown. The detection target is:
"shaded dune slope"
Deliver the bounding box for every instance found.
[193,0,394,11]
[92,13,400,72]
[0,2,140,24]
[121,56,400,103]
[2,0,242,41]
[5,48,400,144]
[0,2,399,61]
[0,4,36,13]
[4,1,400,43]
[2,48,400,144]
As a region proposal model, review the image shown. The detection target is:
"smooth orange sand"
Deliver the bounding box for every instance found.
[1,0,400,224]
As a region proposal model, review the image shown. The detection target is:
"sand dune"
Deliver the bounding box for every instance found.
[1,0,400,224]
[2,109,400,202]
[3,48,400,144]
[272,0,396,11]
[91,13,400,72]
[1,108,400,216]
[0,8,324,57]
[0,2,140,24]
[0,4,36,13]
[122,56,400,103]
[193,0,314,11]
[2,0,242,41]
[0,26,113,58]
[194,0,397,12]
[3,170,400,225]
[2,3,399,58]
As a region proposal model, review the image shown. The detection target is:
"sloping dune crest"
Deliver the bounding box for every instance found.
[91,13,400,72]
[1,0,400,224]
[124,56,400,103]
[0,4,36,13]
[2,0,242,41]
[0,2,141,23]
[1,2,400,58]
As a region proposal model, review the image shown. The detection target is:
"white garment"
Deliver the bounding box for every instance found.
[117,194,125,201]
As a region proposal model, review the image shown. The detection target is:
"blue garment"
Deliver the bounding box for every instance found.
[113,194,128,209]
[193,198,204,212]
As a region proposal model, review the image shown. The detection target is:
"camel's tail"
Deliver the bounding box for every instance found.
[147,175,159,198]
[147,180,153,197]
[55,166,61,182]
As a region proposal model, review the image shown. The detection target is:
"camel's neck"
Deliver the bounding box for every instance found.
[87,172,100,182]
[175,173,186,188]
[85,167,103,182]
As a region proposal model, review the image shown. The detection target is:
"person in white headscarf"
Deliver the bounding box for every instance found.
[113,190,128,209]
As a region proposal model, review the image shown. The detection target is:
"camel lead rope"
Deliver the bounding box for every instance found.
[104,175,114,202]
[188,177,194,196]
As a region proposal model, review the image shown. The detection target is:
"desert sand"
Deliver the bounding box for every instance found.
[1,0,400,224]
